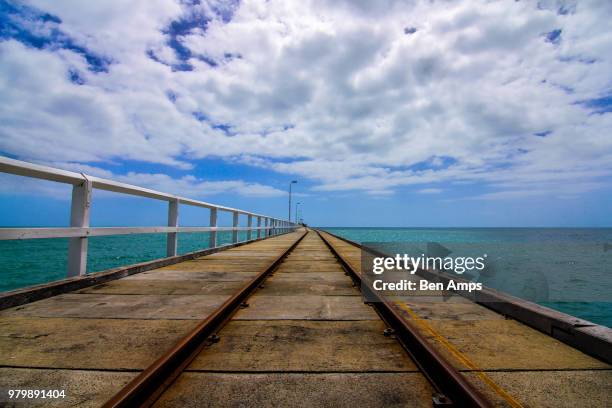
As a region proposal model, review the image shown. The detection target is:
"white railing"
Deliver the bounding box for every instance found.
[0,157,298,277]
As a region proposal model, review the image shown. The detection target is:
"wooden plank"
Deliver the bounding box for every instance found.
[235,295,378,320]
[0,368,133,408]
[154,373,433,408]
[188,320,417,372]
[2,294,231,320]
[0,317,194,370]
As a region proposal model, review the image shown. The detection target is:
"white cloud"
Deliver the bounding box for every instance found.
[0,161,285,199]
[22,0,183,58]
[112,172,285,198]
[0,0,611,199]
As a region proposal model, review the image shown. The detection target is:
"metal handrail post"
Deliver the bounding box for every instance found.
[232,212,239,243]
[247,215,253,240]
[166,199,179,257]
[67,179,92,277]
[257,216,262,239]
[209,208,217,248]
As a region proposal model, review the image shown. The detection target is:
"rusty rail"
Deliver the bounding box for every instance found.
[102,230,308,408]
[315,229,491,408]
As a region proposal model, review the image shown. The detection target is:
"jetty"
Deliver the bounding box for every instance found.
[0,157,610,407]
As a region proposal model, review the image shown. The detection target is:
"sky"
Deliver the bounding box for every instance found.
[0,0,611,227]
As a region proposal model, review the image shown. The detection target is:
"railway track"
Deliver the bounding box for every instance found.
[102,229,490,407]
[1,228,609,406]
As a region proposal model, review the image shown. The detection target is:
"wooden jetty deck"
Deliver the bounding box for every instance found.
[0,229,610,407]
[318,231,611,407]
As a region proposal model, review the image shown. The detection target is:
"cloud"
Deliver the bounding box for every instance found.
[112,172,286,198]
[418,188,442,194]
[458,180,606,201]
[0,0,611,198]
[0,161,285,199]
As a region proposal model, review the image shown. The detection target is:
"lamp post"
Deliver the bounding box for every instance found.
[288,180,297,222]
[295,202,301,225]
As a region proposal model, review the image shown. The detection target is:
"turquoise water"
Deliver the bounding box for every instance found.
[1,227,611,328]
[323,228,612,327]
[0,231,249,292]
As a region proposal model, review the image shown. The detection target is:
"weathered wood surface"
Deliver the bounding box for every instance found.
[0,230,609,407]
[0,232,305,406]
[319,231,612,408]
[153,231,433,408]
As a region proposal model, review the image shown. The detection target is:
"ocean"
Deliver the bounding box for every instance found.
[325,227,612,328]
[0,227,610,327]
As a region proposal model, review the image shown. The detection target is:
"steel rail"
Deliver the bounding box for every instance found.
[102,230,308,408]
[315,229,491,408]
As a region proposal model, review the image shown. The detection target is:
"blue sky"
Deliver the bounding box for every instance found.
[1,0,611,227]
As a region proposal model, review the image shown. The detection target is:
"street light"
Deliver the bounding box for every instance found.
[288,180,297,222]
[295,202,301,224]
